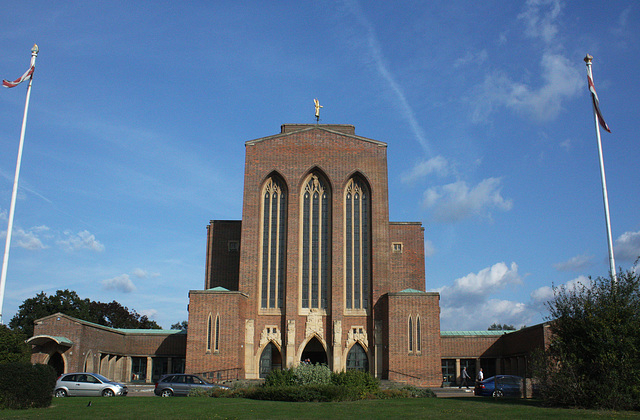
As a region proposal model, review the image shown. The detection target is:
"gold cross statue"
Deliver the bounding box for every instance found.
[314,98,323,122]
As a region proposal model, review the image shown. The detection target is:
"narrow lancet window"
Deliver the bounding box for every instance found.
[345,177,370,311]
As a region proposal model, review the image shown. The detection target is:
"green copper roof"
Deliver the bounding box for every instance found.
[441,331,507,336]
[207,286,230,291]
[399,288,426,293]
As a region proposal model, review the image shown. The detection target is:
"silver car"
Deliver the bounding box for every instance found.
[154,374,229,397]
[54,373,128,397]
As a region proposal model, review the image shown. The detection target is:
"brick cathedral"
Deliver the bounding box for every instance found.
[186,124,441,385]
[29,123,549,388]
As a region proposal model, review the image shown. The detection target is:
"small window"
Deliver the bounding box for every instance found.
[392,242,403,253]
[228,240,239,252]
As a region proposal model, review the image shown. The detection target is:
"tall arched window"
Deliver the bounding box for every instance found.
[408,316,413,352]
[214,314,220,352]
[260,176,287,310]
[300,173,330,309]
[206,314,212,352]
[344,176,370,311]
[416,316,421,353]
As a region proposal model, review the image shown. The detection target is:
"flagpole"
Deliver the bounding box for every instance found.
[0,44,39,324]
[584,54,616,281]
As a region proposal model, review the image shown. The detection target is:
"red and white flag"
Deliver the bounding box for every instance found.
[587,74,611,133]
[2,65,34,88]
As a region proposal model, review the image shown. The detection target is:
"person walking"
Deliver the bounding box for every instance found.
[477,368,484,383]
[460,367,471,389]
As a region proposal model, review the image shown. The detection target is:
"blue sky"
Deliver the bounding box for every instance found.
[1,1,638,331]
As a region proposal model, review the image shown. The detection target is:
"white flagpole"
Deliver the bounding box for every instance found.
[0,44,39,324]
[584,54,616,281]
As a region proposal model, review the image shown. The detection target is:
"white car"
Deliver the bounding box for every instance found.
[54,373,128,397]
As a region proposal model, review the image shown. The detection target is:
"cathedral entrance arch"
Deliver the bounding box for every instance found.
[259,342,282,378]
[300,336,328,365]
[48,352,65,376]
[346,343,369,372]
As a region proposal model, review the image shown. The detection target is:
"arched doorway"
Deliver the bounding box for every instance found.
[300,336,328,365]
[346,343,368,372]
[48,352,64,377]
[259,342,282,378]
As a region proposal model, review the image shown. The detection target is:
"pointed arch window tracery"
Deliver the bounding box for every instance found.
[300,173,330,310]
[260,176,287,310]
[345,176,370,311]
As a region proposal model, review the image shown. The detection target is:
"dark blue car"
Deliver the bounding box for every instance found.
[474,375,523,397]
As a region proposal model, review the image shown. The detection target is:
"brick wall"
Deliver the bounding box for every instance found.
[205,220,242,290]
[386,291,441,386]
[389,222,426,292]
[186,290,247,376]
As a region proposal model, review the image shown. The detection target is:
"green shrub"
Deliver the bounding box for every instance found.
[263,363,332,387]
[248,384,358,402]
[188,387,230,398]
[293,363,331,385]
[331,370,380,393]
[263,367,296,386]
[0,362,57,409]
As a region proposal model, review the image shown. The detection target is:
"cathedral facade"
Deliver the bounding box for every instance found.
[185,124,442,386]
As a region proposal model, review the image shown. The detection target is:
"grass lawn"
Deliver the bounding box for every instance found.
[1,397,638,419]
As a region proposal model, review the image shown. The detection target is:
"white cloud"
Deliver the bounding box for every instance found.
[518,0,563,45]
[434,262,531,330]
[440,298,532,331]
[140,309,158,319]
[614,230,640,261]
[473,53,582,122]
[102,274,136,293]
[422,177,513,223]
[472,1,581,123]
[553,254,594,271]
[58,230,105,252]
[401,156,449,183]
[1,225,50,250]
[530,285,553,304]
[530,275,592,307]
[454,49,488,68]
[131,268,160,279]
[440,262,522,299]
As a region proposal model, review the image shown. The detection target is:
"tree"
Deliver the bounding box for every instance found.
[0,325,30,363]
[9,289,161,337]
[170,320,188,331]
[487,323,515,331]
[535,269,640,410]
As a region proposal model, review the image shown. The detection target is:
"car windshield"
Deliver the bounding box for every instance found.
[91,373,112,383]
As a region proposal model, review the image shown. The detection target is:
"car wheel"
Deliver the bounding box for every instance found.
[55,389,67,398]
[102,389,115,397]
[492,390,504,397]
[161,389,173,397]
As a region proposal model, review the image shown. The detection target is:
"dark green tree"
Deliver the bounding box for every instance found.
[9,290,94,336]
[9,289,161,337]
[487,323,515,331]
[170,320,188,331]
[0,325,30,364]
[535,269,640,410]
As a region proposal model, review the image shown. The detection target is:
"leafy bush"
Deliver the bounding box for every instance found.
[0,325,30,364]
[263,367,296,386]
[535,269,640,411]
[188,387,230,398]
[293,363,332,385]
[0,362,57,409]
[247,384,359,402]
[263,363,332,387]
[331,370,379,393]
